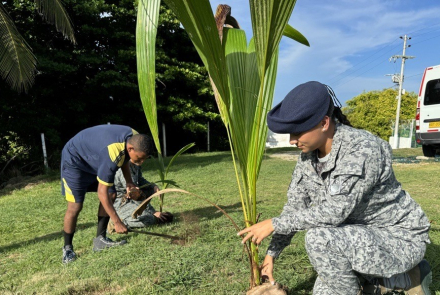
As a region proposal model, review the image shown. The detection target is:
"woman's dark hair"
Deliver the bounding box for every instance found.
[332,106,352,126]
[325,85,352,127]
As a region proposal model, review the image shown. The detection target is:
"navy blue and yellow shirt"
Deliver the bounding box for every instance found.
[63,125,138,186]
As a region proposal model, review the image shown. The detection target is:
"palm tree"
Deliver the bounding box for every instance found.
[0,0,76,93]
[136,0,309,288]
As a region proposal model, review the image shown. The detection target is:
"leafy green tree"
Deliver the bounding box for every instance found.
[156,5,219,134]
[0,0,75,92]
[343,88,417,140]
[0,0,221,181]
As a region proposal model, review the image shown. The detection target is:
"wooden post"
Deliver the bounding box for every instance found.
[207,121,210,152]
[162,123,167,157]
[41,133,49,171]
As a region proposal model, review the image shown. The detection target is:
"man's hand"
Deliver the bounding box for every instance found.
[126,182,137,194]
[261,255,276,285]
[114,219,128,234]
[237,219,274,245]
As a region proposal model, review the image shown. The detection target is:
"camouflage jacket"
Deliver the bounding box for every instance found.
[113,162,158,220]
[113,162,156,198]
[267,124,431,258]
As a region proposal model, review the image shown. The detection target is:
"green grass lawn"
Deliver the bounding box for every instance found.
[0,148,439,294]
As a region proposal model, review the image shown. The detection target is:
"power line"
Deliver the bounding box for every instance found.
[329,23,440,87]
[327,40,401,85]
[410,26,440,39]
[406,22,440,36]
[332,58,389,88]
[410,33,440,46]
[405,73,423,79]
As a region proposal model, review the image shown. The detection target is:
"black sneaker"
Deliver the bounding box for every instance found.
[93,235,127,251]
[62,245,76,264]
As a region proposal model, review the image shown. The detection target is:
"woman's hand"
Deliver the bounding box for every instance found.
[237,219,274,245]
[261,255,276,285]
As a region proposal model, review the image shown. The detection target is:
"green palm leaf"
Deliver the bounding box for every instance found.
[250,0,297,77]
[136,0,195,213]
[284,23,309,46]
[163,0,230,107]
[0,4,37,93]
[136,0,162,154]
[35,0,76,43]
[165,143,195,176]
[136,0,309,287]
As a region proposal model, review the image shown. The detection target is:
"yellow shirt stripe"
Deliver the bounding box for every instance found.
[97,176,113,186]
[107,142,126,167]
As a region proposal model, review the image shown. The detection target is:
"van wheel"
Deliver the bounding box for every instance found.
[422,145,437,157]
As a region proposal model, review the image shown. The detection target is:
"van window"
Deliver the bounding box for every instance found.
[424,79,440,105]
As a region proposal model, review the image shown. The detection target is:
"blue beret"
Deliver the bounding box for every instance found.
[267,81,331,134]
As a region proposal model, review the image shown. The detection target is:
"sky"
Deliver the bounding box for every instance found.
[208,0,440,107]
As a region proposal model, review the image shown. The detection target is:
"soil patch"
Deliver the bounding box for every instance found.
[171,212,201,246]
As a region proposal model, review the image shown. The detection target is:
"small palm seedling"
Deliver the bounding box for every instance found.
[136,0,309,289]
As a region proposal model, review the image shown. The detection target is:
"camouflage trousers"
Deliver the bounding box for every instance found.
[114,197,157,228]
[305,225,426,295]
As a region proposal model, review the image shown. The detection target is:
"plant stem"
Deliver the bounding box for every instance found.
[250,241,261,286]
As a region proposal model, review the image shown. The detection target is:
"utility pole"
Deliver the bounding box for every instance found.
[389,35,415,149]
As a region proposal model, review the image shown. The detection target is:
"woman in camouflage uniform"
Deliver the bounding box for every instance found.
[238,81,432,295]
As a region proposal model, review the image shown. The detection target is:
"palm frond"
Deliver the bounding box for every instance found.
[163,0,230,107]
[35,0,76,44]
[250,0,297,77]
[0,4,37,93]
[284,24,309,46]
[136,0,162,154]
[137,0,308,286]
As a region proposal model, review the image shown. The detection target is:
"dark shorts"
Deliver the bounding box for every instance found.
[61,149,114,203]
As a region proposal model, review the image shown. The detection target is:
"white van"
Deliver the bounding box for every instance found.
[415,64,440,157]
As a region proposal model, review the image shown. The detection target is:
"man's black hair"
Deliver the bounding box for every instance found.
[128,134,152,154]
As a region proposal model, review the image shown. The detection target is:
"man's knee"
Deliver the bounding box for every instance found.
[66,202,83,216]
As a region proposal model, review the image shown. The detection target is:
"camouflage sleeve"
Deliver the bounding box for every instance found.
[267,163,309,258]
[266,233,296,258]
[113,168,127,197]
[272,139,380,235]
[137,165,151,189]
[145,203,156,214]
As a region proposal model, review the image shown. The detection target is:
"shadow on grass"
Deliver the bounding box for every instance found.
[0,222,95,254]
[144,152,233,171]
[425,240,440,293]
[175,202,244,223]
[0,172,60,198]
[286,274,316,295]
[264,147,301,155]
